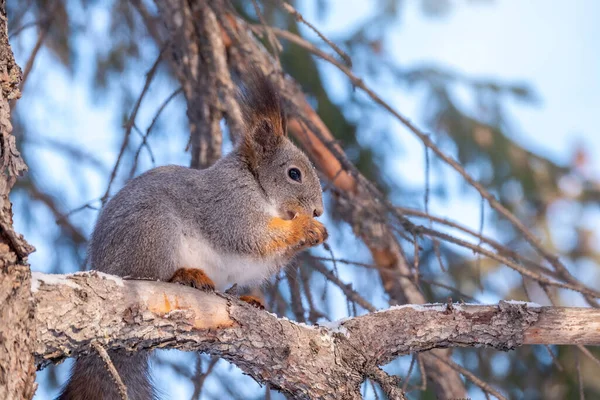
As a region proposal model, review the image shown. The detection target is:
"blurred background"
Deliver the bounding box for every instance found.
[7,0,600,399]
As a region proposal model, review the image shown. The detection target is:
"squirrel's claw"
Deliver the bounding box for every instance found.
[299,218,328,249]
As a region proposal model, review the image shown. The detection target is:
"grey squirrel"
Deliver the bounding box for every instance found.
[57,70,328,400]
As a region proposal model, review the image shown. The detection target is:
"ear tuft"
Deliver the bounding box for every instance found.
[236,68,287,169]
[237,68,286,137]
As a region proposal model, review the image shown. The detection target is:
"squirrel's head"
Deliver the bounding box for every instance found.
[236,70,324,220]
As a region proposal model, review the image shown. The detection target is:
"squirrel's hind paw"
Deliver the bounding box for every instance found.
[170,268,216,291]
[239,295,265,310]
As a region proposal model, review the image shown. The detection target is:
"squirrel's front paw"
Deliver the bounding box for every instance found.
[169,268,215,291]
[298,217,328,248]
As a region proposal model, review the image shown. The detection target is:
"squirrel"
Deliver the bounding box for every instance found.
[57,70,328,400]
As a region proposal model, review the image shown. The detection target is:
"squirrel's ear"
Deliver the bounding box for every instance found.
[237,69,287,169]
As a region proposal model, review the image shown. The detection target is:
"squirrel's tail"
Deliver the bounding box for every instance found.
[57,351,155,400]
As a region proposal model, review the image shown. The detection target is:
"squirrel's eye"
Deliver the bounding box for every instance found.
[288,167,302,182]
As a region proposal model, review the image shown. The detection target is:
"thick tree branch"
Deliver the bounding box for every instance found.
[34,271,600,399]
[34,271,363,400]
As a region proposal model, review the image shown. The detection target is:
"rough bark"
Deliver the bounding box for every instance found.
[0,1,36,398]
[153,0,223,169]
[148,0,245,169]
[34,272,364,400]
[33,271,600,399]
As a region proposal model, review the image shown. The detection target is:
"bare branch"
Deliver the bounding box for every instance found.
[102,50,163,204]
[430,353,507,400]
[366,367,405,400]
[274,0,351,67]
[33,272,600,399]
[577,350,585,400]
[307,257,377,313]
[190,355,218,400]
[129,87,182,178]
[17,17,49,95]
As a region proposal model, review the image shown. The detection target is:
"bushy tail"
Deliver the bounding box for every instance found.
[57,351,155,400]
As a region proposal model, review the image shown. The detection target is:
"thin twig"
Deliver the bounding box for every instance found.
[476,196,485,292]
[56,198,101,225]
[8,0,35,35]
[275,0,351,67]
[430,353,506,400]
[129,87,183,178]
[299,264,326,323]
[20,26,48,89]
[312,255,480,303]
[255,25,347,74]
[544,345,564,372]
[250,0,282,66]
[408,225,600,299]
[369,379,380,400]
[578,345,600,370]
[307,258,376,313]
[396,206,560,280]
[10,12,51,110]
[285,263,306,323]
[191,355,218,400]
[576,350,585,400]
[27,183,87,244]
[91,342,128,400]
[9,17,50,39]
[424,143,430,215]
[432,239,447,272]
[402,355,416,392]
[101,48,164,204]
[416,354,427,391]
[412,234,420,284]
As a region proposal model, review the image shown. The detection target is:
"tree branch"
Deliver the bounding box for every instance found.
[33,272,600,399]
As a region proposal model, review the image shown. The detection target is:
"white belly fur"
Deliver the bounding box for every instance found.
[177,233,282,291]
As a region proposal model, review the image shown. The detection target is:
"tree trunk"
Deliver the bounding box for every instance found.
[0,1,37,398]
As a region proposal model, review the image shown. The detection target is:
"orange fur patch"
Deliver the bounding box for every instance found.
[262,215,327,256]
[264,216,304,254]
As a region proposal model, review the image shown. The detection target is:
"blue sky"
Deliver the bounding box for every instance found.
[16,1,599,399]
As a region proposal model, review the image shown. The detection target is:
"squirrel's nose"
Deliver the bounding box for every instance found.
[313,207,323,218]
